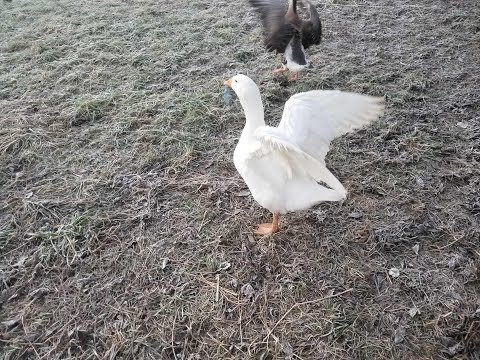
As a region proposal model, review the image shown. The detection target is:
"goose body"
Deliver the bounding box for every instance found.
[224,74,384,234]
[248,0,322,79]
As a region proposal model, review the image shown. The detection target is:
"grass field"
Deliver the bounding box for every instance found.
[1,0,479,358]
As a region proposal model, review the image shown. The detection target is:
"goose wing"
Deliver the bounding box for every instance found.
[251,126,348,197]
[277,90,385,163]
[248,0,296,53]
[300,0,322,49]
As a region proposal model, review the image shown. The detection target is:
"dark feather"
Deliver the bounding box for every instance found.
[300,0,322,49]
[248,0,296,53]
[266,23,296,53]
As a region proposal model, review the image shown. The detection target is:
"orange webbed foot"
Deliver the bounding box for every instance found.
[272,66,288,74]
[288,72,300,81]
[255,223,276,235]
[254,213,280,235]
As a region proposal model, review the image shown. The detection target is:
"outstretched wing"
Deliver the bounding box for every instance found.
[277,90,385,162]
[248,0,295,53]
[300,0,322,49]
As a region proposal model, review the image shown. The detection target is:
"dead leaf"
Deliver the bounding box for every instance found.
[282,341,294,360]
[1,319,20,328]
[161,258,169,270]
[241,283,254,299]
[447,343,463,356]
[389,268,400,278]
[235,190,250,197]
[394,325,406,343]
[448,255,459,269]
[28,287,50,299]
[217,261,231,272]
[408,307,420,317]
[349,211,363,219]
[412,244,419,255]
[228,278,238,289]
[13,256,28,267]
[416,177,425,188]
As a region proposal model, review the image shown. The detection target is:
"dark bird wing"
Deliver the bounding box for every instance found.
[248,0,296,53]
[300,0,322,49]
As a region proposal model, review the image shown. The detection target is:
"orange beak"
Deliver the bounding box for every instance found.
[224,78,233,87]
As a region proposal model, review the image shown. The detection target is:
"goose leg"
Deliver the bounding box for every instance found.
[288,72,300,81]
[272,64,288,74]
[255,213,280,235]
[273,54,289,76]
[273,54,287,74]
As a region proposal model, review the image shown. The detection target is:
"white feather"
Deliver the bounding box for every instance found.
[229,74,385,214]
[278,90,385,162]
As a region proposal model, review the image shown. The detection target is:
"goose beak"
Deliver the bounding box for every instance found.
[224,78,233,88]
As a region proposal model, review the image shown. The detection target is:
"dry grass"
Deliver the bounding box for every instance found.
[1,0,479,359]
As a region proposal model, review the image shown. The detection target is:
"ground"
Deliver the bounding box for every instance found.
[1,0,479,359]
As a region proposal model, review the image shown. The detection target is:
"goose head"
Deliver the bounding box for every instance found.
[224,74,265,129]
[224,74,260,100]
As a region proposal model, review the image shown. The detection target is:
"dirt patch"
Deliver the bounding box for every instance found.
[1,0,479,358]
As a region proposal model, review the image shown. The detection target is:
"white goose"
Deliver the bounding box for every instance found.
[224,74,384,235]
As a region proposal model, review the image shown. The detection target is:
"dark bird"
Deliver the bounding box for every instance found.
[248,0,322,81]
